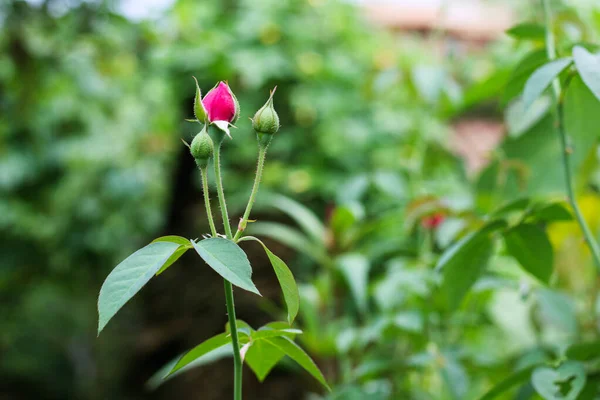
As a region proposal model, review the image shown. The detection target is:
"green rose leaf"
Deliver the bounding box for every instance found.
[529,202,573,222]
[479,364,540,400]
[531,361,586,400]
[192,238,260,295]
[504,224,554,284]
[97,241,181,334]
[244,338,285,382]
[437,229,495,310]
[152,235,193,275]
[238,236,299,324]
[565,340,600,361]
[506,23,546,40]
[336,253,370,314]
[263,336,330,391]
[523,58,573,109]
[168,332,234,376]
[573,46,600,102]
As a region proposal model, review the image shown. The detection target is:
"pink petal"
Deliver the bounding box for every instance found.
[202,81,236,123]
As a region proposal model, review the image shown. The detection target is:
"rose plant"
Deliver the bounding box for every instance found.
[97,80,329,399]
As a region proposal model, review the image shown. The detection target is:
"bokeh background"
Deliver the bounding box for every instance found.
[3,0,600,399]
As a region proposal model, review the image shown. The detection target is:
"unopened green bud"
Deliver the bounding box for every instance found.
[192,76,207,122]
[190,128,213,168]
[252,87,280,136]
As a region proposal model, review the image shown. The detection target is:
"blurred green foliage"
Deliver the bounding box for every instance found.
[3,0,600,399]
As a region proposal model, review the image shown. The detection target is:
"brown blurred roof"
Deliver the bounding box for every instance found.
[364,0,514,41]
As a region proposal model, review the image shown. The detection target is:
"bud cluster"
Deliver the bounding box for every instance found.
[185,79,280,166]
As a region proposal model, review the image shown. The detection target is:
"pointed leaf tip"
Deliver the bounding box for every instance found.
[97,241,181,334]
[192,238,260,295]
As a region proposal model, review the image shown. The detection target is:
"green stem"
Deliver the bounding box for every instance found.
[542,0,600,272]
[211,137,242,399]
[200,167,218,237]
[224,280,243,400]
[213,142,233,239]
[233,146,268,242]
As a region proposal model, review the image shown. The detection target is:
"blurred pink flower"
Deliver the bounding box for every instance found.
[421,213,445,230]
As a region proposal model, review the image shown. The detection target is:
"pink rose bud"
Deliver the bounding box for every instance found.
[421,213,445,230]
[202,81,240,124]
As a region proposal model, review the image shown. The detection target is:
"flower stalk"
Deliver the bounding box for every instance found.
[233,146,268,242]
[542,0,600,272]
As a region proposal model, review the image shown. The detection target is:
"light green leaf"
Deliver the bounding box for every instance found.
[531,361,586,400]
[437,230,494,310]
[573,46,600,102]
[147,345,232,389]
[504,49,548,104]
[243,323,302,382]
[330,203,363,238]
[505,96,551,138]
[225,319,254,338]
[152,235,193,275]
[523,58,572,109]
[504,224,553,283]
[478,364,539,400]
[192,238,260,295]
[238,236,300,324]
[252,328,302,340]
[506,23,545,40]
[152,235,193,246]
[244,338,285,382]
[263,194,326,243]
[169,333,232,376]
[265,336,330,391]
[97,241,181,334]
[336,253,370,314]
[247,222,325,262]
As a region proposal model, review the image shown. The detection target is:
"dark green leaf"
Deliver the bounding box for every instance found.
[192,238,260,295]
[506,23,546,40]
[265,336,331,391]
[479,365,538,400]
[492,198,530,217]
[97,241,181,334]
[169,333,232,375]
[565,340,600,361]
[523,58,572,109]
[238,236,300,324]
[573,46,600,102]
[504,50,548,104]
[530,202,573,222]
[504,224,553,283]
[152,236,193,275]
[531,361,586,400]
[437,231,494,310]
[563,76,600,179]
